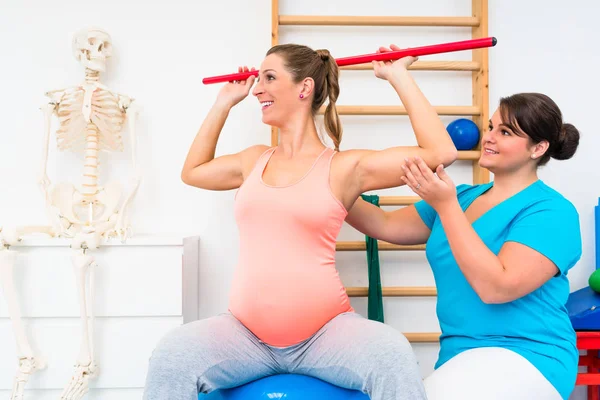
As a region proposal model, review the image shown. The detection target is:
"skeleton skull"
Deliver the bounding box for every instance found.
[72,27,112,72]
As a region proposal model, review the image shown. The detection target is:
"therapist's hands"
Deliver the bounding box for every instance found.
[402,156,457,212]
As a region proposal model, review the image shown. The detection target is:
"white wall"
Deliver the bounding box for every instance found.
[0,0,597,399]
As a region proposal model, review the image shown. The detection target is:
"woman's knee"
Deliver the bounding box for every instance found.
[358,327,424,395]
[376,324,416,354]
[149,316,228,370]
[148,323,201,370]
[148,314,248,373]
[333,316,418,368]
[360,325,419,373]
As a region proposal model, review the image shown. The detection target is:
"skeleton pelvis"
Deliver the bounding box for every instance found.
[50,181,122,226]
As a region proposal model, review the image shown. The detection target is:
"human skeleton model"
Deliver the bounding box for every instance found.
[0,27,140,399]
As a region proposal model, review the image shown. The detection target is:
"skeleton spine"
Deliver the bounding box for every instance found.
[82,124,99,196]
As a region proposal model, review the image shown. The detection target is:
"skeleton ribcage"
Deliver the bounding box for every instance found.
[55,87,125,152]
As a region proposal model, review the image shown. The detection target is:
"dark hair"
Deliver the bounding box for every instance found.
[266,44,342,150]
[499,93,579,166]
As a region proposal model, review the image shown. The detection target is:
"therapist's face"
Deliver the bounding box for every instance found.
[478,109,539,174]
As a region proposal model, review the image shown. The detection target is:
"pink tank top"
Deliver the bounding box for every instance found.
[229,146,353,347]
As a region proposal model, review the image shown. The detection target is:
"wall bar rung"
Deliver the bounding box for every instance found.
[322,105,480,116]
[279,15,480,27]
[342,61,480,72]
[378,196,420,206]
[405,332,441,343]
[346,286,437,296]
[458,150,480,160]
[337,241,425,251]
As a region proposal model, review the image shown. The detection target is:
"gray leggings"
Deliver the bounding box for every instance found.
[143,311,426,400]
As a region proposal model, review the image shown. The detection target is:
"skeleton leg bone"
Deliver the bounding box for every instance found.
[60,250,98,400]
[0,249,47,400]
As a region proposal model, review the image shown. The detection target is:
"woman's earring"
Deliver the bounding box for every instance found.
[299,94,304,99]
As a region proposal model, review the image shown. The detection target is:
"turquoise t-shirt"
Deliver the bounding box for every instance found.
[414,180,581,399]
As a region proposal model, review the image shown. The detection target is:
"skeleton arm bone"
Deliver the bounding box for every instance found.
[112,101,141,241]
[39,102,58,205]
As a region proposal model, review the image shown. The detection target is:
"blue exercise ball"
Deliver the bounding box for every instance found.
[199,374,370,400]
[446,118,480,150]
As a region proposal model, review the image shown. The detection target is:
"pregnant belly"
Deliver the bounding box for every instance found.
[228,267,353,346]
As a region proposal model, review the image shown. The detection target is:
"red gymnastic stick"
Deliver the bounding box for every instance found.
[202,37,496,85]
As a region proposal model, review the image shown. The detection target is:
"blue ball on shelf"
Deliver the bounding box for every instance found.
[199,374,370,400]
[446,118,480,150]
